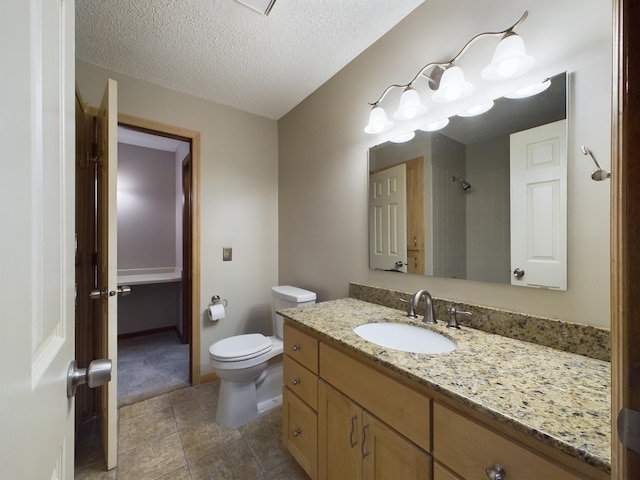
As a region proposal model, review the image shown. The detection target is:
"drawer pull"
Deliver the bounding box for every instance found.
[292,428,301,437]
[291,377,300,386]
[485,464,505,480]
[349,415,358,448]
[291,344,301,351]
[361,424,370,458]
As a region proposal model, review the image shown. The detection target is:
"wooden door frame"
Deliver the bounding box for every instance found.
[611,0,639,478]
[116,113,203,385]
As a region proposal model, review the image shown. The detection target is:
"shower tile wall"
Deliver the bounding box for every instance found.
[466,135,511,284]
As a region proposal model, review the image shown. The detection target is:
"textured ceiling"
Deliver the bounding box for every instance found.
[76,0,425,120]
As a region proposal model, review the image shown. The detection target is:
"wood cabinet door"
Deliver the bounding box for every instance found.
[362,411,431,480]
[318,381,363,480]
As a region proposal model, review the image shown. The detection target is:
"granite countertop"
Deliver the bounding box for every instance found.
[280,297,611,474]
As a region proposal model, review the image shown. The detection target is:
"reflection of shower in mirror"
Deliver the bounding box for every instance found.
[452,176,471,191]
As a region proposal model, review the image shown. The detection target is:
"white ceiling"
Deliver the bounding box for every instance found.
[76,0,425,120]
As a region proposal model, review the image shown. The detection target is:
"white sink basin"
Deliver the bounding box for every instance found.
[354,322,456,354]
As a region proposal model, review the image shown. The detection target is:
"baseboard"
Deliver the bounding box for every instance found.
[118,325,179,340]
[199,371,219,384]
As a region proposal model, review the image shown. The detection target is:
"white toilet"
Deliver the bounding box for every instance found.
[209,285,316,428]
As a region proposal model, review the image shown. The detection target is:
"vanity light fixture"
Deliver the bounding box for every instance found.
[457,100,495,117]
[394,87,428,120]
[390,131,416,143]
[364,11,533,134]
[419,118,450,132]
[504,78,551,98]
[431,66,474,103]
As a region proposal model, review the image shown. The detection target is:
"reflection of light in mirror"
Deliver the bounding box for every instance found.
[457,101,495,117]
[419,118,450,132]
[505,78,551,99]
[389,131,416,143]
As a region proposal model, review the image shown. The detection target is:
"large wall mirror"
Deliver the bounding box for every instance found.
[369,72,568,289]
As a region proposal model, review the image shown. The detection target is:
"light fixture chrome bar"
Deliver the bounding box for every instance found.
[234,0,277,16]
[368,11,529,106]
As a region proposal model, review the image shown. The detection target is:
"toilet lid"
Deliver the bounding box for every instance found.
[209,333,272,361]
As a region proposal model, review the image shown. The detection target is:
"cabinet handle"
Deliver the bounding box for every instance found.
[349,415,358,448]
[292,428,301,437]
[291,378,300,386]
[361,424,370,458]
[291,344,300,351]
[485,464,505,480]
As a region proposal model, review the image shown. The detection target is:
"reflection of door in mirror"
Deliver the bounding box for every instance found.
[405,157,424,274]
[510,119,567,290]
[369,163,407,273]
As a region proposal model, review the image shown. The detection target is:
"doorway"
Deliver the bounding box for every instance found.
[115,124,192,406]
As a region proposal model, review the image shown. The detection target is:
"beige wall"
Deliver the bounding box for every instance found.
[77,60,279,373]
[278,0,612,328]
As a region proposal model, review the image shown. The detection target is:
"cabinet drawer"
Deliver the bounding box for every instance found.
[320,342,431,452]
[433,462,462,480]
[283,387,318,479]
[434,402,586,480]
[284,354,318,410]
[284,323,318,374]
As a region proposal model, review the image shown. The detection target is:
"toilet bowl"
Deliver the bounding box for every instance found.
[209,286,316,428]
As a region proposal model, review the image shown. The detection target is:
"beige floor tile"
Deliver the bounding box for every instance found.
[181,417,243,460]
[156,465,192,480]
[264,459,310,480]
[239,409,282,437]
[244,420,291,472]
[170,381,219,406]
[188,439,263,480]
[117,432,186,480]
[118,406,178,453]
[172,394,218,430]
[119,393,172,422]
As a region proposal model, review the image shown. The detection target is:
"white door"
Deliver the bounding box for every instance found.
[369,164,408,272]
[0,0,76,478]
[510,120,567,290]
[95,79,119,469]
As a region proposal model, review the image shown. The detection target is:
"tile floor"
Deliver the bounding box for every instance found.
[74,381,309,480]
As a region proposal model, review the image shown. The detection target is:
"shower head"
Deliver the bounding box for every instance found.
[452,176,471,191]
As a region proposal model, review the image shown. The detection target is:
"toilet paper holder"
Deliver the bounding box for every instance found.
[211,295,228,307]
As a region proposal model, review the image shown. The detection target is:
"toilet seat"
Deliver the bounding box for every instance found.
[209,333,273,362]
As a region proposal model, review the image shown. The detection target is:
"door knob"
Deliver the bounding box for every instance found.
[513,268,525,279]
[90,285,132,299]
[67,359,112,397]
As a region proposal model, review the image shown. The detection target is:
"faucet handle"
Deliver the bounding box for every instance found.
[399,298,417,318]
[446,306,471,329]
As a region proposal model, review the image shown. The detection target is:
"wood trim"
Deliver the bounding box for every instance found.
[611,0,640,478]
[115,113,203,385]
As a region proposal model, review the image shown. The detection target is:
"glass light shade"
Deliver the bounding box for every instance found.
[432,66,474,103]
[364,106,393,134]
[390,131,416,143]
[394,87,428,120]
[419,118,450,132]
[457,100,495,117]
[505,78,551,99]
[481,34,535,81]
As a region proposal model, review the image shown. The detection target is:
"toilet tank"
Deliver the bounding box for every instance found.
[271,286,316,338]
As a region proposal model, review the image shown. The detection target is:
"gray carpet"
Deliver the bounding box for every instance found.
[117,330,190,407]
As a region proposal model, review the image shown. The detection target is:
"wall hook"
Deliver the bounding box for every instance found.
[581,145,610,181]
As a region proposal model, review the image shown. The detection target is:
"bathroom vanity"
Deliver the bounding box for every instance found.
[281,298,610,480]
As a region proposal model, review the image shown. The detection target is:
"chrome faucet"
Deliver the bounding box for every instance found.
[446,306,472,329]
[403,289,437,324]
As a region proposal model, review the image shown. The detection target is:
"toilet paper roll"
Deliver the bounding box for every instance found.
[207,304,226,321]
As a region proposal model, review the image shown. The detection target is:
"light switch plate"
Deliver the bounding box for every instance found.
[223,247,232,261]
